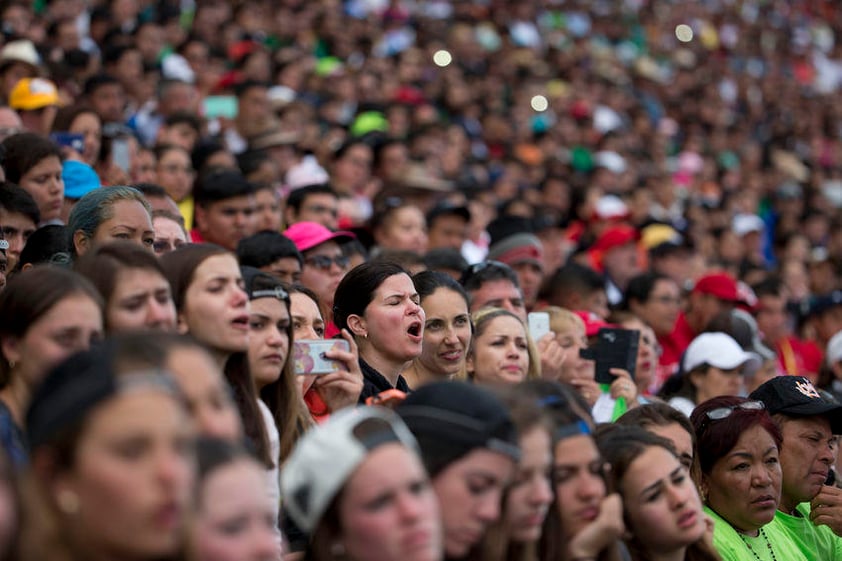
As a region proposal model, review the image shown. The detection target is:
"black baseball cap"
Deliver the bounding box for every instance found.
[749,376,842,433]
[800,290,842,320]
[396,381,520,476]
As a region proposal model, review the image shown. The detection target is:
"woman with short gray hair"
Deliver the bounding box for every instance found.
[67,185,154,256]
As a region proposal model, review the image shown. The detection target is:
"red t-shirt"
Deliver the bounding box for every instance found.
[655,312,695,386]
[777,336,823,382]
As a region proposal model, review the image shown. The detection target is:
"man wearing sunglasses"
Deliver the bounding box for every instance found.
[285,221,355,337]
[750,376,842,558]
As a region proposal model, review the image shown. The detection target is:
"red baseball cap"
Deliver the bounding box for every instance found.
[574,310,615,338]
[692,272,741,302]
[591,224,639,253]
[284,222,356,252]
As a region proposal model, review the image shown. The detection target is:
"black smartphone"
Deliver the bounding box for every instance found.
[580,327,640,385]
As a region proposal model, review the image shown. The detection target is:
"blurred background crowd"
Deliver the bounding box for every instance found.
[0,1,841,561]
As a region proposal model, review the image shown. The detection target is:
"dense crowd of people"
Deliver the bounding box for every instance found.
[0,1,842,561]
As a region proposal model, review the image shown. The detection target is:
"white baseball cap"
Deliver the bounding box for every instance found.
[280,407,419,533]
[683,332,761,374]
[732,213,765,237]
[827,331,842,364]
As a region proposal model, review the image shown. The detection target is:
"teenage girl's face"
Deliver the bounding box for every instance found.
[107,267,177,333]
[289,292,324,396]
[179,254,249,354]
[166,345,242,441]
[620,446,705,555]
[2,293,102,390]
[553,435,606,542]
[340,444,442,561]
[246,297,291,390]
[505,426,553,543]
[195,459,279,561]
[554,322,593,384]
[290,292,324,341]
[432,448,514,557]
[53,388,195,560]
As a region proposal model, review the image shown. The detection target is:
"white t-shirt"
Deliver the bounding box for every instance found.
[258,399,283,558]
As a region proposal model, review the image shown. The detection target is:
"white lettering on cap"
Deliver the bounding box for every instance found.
[795,379,821,399]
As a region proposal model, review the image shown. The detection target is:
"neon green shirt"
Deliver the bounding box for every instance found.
[774,503,842,560]
[705,506,809,561]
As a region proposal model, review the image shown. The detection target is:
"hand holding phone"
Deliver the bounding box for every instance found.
[528,312,551,341]
[310,329,365,411]
[580,328,640,385]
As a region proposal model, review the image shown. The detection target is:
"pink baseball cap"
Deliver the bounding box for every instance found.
[284,221,355,252]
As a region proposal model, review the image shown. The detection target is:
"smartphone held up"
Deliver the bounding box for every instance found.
[293,339,350,375]
[579,327,640,385]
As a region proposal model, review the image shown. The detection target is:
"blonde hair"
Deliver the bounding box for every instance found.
[545,306,584,336]
[468,307,541,381]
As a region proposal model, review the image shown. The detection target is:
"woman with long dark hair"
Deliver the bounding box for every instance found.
[0,267,103,466]
[333,261,425,402]
[403,271,472,388]
[18,345,195,561]
[596,425,718,561]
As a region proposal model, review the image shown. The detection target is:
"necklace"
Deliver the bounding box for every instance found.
[738,528,778,561]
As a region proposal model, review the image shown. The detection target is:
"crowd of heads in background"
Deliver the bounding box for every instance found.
[0,1,841,561]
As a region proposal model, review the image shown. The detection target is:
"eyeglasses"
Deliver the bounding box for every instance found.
[704,400,765,421]
[305,254,350,271]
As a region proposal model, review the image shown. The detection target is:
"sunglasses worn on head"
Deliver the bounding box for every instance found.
[705,400,765,421]
[459,260,515,285]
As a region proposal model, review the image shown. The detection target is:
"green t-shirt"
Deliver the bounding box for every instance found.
[705,506,809,561]
[774,503,842,560]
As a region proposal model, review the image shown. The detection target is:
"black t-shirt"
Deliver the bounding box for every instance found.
[357,358,410,403]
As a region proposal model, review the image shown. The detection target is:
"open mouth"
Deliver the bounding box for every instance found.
[231,315,249,330]
[407,322,422,338]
